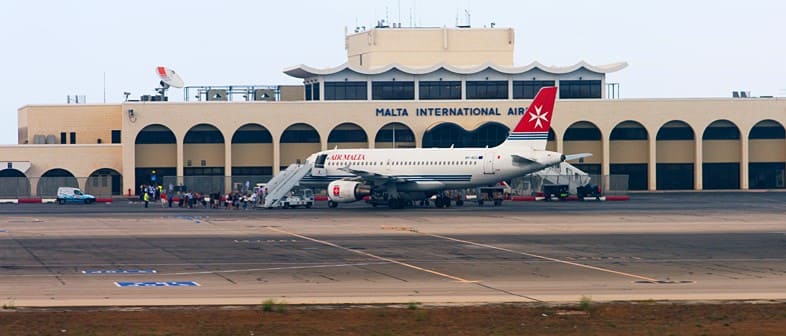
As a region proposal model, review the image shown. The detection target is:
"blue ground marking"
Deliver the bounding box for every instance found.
[0,230,7,232]
[114,281,200,287]
[82,269,157,275]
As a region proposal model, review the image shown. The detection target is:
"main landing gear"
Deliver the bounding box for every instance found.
[433,195,451,208]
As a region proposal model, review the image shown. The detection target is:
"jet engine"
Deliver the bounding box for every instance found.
[327,180,372,203]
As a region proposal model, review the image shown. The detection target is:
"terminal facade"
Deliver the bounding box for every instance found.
[2,27,785,197]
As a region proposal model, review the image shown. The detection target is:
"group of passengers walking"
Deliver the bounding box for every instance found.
[139,184,261,210]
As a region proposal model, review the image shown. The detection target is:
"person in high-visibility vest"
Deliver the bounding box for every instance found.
[143,192,149,208]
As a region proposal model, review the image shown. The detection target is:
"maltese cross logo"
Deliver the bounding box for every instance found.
[528,105,549,129]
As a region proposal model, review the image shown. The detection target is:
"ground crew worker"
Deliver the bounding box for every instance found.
[143,192,149,208]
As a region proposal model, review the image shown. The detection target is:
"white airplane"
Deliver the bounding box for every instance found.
[301,86,589,208]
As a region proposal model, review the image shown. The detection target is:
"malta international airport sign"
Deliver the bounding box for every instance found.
[375,106,529,118]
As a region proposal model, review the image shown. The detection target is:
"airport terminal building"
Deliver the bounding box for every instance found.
[2,27,786,198]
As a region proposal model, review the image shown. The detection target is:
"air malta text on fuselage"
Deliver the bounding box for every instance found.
[375,106,529,117]
[330,153,366,161]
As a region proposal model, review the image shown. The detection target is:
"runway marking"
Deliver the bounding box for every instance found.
[265,226,474,283]
[408,229,659,282]
[165,262,391,276]
[82,269,157,275]
[265,226,543,301]
[115,281,199,287]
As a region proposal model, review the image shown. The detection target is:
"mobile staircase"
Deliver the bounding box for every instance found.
[531,161,591,194]
[262,163,313,208]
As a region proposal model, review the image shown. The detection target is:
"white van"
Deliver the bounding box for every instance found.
[56,187,96,204]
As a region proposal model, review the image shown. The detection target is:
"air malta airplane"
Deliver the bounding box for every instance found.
[301,86,589,208]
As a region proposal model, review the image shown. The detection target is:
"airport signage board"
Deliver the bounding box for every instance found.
[375,106,529,118]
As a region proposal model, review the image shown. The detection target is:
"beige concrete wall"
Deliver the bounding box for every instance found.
[346,28,514,68]
[280,143,320,165]
[0,144,121,179]
[610,141,648,163]
[279,85,304,101]
[656,140,695,163]
[7,96,786,192]
[19,105,121,144]
[135,144,176,167]
[184,144,224,167]
[546,141,557,152]
[232,144,274,166]
[703,140,741,162]
[750,139,786,162]
[17,107,28,144]
[564,141,602,164]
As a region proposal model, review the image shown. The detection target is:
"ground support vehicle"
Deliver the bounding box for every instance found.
[542,184,569,201]
[279,189,314,209]
[56,187,96,204]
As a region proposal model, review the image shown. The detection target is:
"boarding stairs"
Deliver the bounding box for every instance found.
[262,163,313,208]
[530,161,591,194]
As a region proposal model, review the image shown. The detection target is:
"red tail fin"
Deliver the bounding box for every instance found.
[511,87,557,133]
[501,87,557,150]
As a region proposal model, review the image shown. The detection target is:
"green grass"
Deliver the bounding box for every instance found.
[261,299,287,313]
[407,301,421,310]
[579,295,593,311]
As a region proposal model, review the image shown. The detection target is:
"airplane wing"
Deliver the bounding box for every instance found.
[337,166,406,184]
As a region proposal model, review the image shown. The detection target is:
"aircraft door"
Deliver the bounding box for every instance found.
[483,152,495,174]
[312,154,328,177]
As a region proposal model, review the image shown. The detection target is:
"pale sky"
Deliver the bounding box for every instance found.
[2,0,784,145]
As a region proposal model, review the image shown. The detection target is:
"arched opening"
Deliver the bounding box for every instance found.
[610,121,649,190]
[422,122,509,148]
[0,169,31,198]
[231,123,274,185]
[656,120,695,190]
[467,122,510,148]
[85,168,122,196]
[280,123,320,171]
[327,123,368,149]
[135,124,176,195]
[423,123,464,148]
[374,122,415,148]
[38,168,78,197]
[702,120,741,189]
[748,119,786,189]
[563,121,602,175]
[184,124,225,194]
